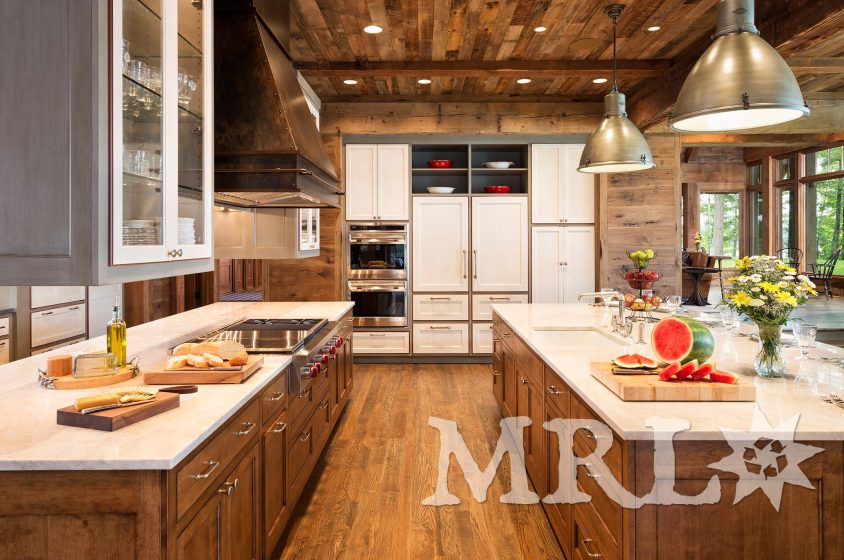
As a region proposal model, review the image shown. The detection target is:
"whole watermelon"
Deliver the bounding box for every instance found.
[651,316,714,365]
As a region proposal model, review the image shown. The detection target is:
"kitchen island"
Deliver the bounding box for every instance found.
[0,301,354,560]
[491,303,844,560]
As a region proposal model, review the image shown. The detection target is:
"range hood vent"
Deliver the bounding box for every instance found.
[214,1,341,208]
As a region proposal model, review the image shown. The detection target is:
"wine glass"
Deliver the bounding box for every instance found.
[793,323,818,361]
[665,295,682,315]
[719,307,738,333]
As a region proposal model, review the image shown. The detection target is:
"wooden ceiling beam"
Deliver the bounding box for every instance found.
[295,59,670,78]
[787,57,844,73]
[679,132,844,147]
[319,93,605,104]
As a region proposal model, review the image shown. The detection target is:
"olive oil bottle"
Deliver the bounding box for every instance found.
[107,304,127,367]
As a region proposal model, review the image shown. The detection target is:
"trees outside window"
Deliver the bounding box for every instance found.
[804,147,844,275]
[700,192,740,268]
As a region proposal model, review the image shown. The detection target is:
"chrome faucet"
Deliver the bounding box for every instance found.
[578,291,628,333]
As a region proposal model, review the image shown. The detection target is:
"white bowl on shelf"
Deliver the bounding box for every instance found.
[483,161,515,169]
[426,186,455,194]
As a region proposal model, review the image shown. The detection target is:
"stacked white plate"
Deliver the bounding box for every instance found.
[178,217,196,245]
[123,219,160,246]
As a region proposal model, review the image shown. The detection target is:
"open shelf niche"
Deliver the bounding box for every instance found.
[411,143,530,196]
[411,145,470,195]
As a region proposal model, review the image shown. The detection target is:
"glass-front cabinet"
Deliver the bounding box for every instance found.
[111,0,213,265]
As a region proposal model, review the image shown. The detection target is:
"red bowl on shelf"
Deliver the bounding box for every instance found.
[427,160,453,168]
[484,185,512,193]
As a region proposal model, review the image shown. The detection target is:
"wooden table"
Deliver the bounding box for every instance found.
[682,266,719,306]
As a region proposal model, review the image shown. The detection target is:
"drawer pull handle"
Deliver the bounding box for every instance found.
[193,460,220,480]
[520,376,529,384]
[583,463,601,479]
[472,249,478,279]
[167,249,178,258]
[299,430,312,442]
[546,385,563,396]
[429,325,452,330]
[492,337,501,342]
[68,306,80,311]
[581,538,602,558]
[583,426,603,440]
[488,297,511,301]
[429,297,452,301]
[368,333,387,337]
[217,478,239,496]
[235,421,256,437]
[319,400,329,410]
[271,421,287,433]
[491,369,501,377]
[297,387,311,399]
[268,391,285,402]
[503,333,510,338]
[41,311,54,316]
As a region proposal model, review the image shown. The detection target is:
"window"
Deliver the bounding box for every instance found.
[747,162,762,186]
[779,188,797,252]
[806,145,843,175]
[804,146,844,276]
[700,192,740,267]
[749,190,764,256]
[776,157,794,181]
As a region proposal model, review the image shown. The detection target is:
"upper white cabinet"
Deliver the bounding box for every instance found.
[531,144,594,224]
[532,226,595,303]
[413,197,470,292]
[472,197,529,292]
[214,206,318,260]
[346,144,409,221]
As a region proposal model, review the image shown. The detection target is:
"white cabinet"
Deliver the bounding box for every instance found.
[471,197,529,292]
[413,197,470,292]
[472,293,529,321]
[353,331,410,354]
[31,303,87,348]
[412,323,470,354]
[30,286,85,309]
[531,144,594,224]
[531,226,595,303]
[345,144,409,221]
[412,294,469,321]
[215,207,318,259]
[472,322,494,354]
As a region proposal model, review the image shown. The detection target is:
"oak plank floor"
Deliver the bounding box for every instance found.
[277,363,563,560]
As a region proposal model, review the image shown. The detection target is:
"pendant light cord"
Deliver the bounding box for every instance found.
[611,11,618,92]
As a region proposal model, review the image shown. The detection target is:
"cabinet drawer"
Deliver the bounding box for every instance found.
[412,294,469,321]
[0,338,9,365]
[571,397,622,480]
[30,303,86,348]
[412,323,469,354]
[544,365,571,418]
[287,411,315,501]
[353,331,409,354]
[472,293,528,321]
[288,376,316,430]
[0,317,9,338]
[573,508,615,560]
[312,385,331,449]
[30,286,85,309]
[261,367,289,425]
[176,399,260,520]
[471,322,493,354]
[574,439,622,558]
[492,313,511,340]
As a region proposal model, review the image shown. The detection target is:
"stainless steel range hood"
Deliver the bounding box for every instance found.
[214,0,341,208]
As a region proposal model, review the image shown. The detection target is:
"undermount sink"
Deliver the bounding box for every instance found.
[529,327,623,350]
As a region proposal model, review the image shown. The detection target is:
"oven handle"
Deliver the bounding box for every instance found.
[348,284,406,293]
[349,235,407,244]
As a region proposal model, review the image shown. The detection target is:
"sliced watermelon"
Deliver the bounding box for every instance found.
[612,354,643,368]
[636,355,659,369]
[651,317,715,365]
[658,361,682,381]
[691,362,716,381]
[674,360,699,380]
[709,370,739,384]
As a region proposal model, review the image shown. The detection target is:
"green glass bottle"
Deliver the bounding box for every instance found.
[107,304,127,368]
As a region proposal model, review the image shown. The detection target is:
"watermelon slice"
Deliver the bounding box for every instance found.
[709,370,739,384]
[651,317,715,365]
[658,361,681,381]
[674,360,699,380]
[636,355,659,369]
[691,362,716,381]
[612,354,643,368]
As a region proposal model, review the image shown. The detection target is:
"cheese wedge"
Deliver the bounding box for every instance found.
[74,393,120,411]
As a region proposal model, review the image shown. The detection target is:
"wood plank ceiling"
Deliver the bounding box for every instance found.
[289,0,844,103]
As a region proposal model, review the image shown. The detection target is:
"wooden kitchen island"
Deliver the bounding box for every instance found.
[0,302,354,560]
[491,304,844,560]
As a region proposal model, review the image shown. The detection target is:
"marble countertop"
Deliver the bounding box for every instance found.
[492,303,844,441]
[0,301,353,471]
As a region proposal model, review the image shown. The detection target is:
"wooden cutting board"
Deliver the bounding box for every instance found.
[142,357,264,385]
[56,391,180,432]
[590,362,756,402]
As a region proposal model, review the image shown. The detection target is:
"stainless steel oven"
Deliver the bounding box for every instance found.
[347,280,408,327]
[348,224,407,280]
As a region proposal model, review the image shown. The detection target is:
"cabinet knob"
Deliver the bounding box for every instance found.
[167,249,179,258]
[545,385,563,396]
[520,376,529,384]
[177,248,183,257]
[560,261,568,266]
[234,421,256,437]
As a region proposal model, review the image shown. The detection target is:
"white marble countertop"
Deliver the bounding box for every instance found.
[492,303,844,441]
[0,301,353,471]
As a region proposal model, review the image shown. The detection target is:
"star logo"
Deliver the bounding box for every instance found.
[708,406,824,511]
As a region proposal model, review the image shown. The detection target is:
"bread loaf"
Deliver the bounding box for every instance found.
[229,353,249,366]
[203,353,226,368]
[185,354,209,368]
[165,356,189,369]
[172,343,201,356]
[46,355,73,377]
[199,340,247,361]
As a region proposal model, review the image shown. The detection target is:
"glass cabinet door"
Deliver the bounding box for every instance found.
[111,0,212,265]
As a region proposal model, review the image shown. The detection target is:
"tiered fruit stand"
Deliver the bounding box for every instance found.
[622,250,662,321]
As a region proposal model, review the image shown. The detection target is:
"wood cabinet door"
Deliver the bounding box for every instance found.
[412,197,470,292]
[516,360,546,496]
[561,226,596,302]
[561,144,594,224]
[176,493,224,560]
[343,336,353,394]
[502,342,517,419]
[262,414,288,559]
[329,351,341,421]
[492,335,504,410]
[472,197,529,292]
[376,144,410,221]
[224,445,260,560]
[545,400,572,559]
[531,227,564,303]
[531,144,565,224]
[345,144,378,221]
[217,259,233,296]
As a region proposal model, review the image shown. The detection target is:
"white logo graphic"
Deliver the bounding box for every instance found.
[707,406,824,511]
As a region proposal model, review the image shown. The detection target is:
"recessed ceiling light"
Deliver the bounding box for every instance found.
[516,78,532,84]
[417,78,432,85]
[363,25,383,34]
[592,77,608,84]
[534,26,547,33]
[343,79,358,85]
[647,25,661,32]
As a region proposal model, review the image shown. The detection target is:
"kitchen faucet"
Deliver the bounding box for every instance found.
[578,291,629,333]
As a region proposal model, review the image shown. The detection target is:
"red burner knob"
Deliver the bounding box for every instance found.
[310,364,320,378]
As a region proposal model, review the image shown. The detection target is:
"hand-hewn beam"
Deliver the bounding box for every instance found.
[678,132,844,147]
[786,57,844,73]
[318,93,604,104]
[295,59,670,78]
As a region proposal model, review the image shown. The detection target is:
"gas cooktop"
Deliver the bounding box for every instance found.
[186,318,328,353]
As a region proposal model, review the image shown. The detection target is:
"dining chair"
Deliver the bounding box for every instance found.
[808,247,841,300]
[777,247,803,270]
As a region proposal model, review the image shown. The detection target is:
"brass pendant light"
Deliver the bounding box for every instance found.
[578,4,655,174]
[669,0,809,132]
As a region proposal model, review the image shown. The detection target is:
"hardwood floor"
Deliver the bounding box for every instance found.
[277,363,563,560]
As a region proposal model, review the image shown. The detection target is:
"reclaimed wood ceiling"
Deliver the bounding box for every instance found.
[289,0,844,102]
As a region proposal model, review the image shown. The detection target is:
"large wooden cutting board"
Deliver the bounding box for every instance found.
[143,357,264,385]
[590,362,756,402]
[56,391,180,432]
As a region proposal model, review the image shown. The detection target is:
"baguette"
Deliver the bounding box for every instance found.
[165,356,189,369]
[172,342,201,356]
[185,354,209,368]
[199,340,247,361]
[229,353,249,366]
[203,353,226,368]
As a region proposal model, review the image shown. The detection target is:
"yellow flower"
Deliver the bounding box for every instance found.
[786,267,797,274]
[775,261,787,270]
[731,292,752,306]
[786,295,798,307]
[758,282,779,293]
[736,257,752,269]
[775,291,792,304]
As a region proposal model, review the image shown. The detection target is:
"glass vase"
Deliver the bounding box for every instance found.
[754,322,786,378]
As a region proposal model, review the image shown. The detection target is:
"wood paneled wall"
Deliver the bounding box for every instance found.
[599,135,683,296]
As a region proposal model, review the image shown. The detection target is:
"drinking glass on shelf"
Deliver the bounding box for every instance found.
[793,323,818,360]
[719,307,738,333]
[665,295,682,315]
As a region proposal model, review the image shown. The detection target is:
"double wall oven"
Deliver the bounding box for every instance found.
[348,224,408,327]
